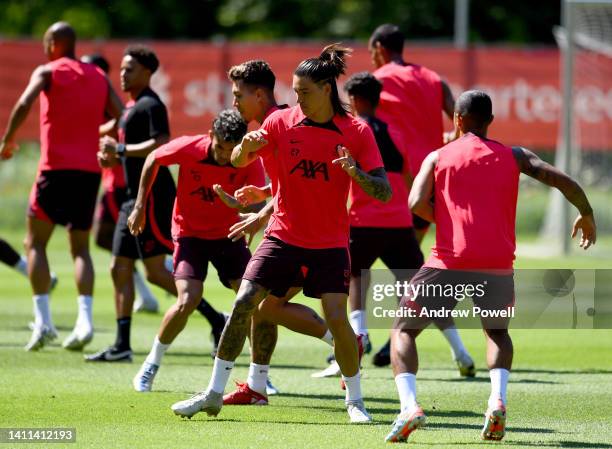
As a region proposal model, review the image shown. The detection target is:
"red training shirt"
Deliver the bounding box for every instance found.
[154,134,265,240]
[425,133,520,270]
[374,62,444,177]
[39,57,108,173]
[257,106,384,249]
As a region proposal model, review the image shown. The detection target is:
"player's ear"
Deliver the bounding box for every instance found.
[208,129,213,139]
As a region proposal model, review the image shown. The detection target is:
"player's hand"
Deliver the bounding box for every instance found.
[100,135,118,154]
[97,151,119,168]
[571,213,596,250]
[213,184,240,209]
[241,130,268,154]
[234,185,269,206]
[0,138,19,161]
[127,204,147,236]
[332,145,358,177]
[228,212,266,246]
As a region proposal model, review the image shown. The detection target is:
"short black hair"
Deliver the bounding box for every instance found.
[455,90,493,126]
[228,60,275,91]
[124,45,159,73]
[344,72,382,107]
[212,109,248,143]
[81,54,110,74]
[370,24,404,54]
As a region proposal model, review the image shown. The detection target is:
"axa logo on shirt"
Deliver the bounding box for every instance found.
[289,159,329,181]
[190,186,216,203]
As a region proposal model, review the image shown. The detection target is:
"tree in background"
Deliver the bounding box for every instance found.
[0,0,559,43]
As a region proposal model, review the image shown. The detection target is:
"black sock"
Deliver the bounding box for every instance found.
[114,317,132,351]
[0,239,21,267]
[197,298,225,329]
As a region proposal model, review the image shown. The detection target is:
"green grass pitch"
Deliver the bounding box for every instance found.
[1,229,611,449]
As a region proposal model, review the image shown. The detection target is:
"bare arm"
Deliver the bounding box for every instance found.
[99,119,117,137]
[513,146,596,248]
[408,151,438,222]
[231,130,268,167]
[1,65,50,159]
[227,199,275,245]
[332,147,392,203]
[127,152,160,235]
[441,79,455,120]
[104,77,123,120]
[100,135,170,159]
[213,184,266,213]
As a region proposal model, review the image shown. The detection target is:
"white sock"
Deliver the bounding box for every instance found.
[33,294,52,329]
[395,372,419,414]
[320,329,333,346]
[342,371,362,402]
[206,357,234,394]
[134,270,156,300]
[247,363,269,395]
[145,336,170,366]
[349,310,368,335]
[14,256,28,277]
[442,326,469,361]
[75,295,93,331]
[488,368,509,409]
[164,257,173,273]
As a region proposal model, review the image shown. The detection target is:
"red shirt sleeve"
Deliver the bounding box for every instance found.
[154,136,200,166]
[352,122,384,173]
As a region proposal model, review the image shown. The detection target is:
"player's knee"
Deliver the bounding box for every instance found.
[176,293,200,315]
[233,293,260,315]
[111,260,131,282]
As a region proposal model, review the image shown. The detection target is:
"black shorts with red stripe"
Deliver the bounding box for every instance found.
[243,236,350,299]
[97,187,128,225]
[112,179,175,260]
[28,170,101,230]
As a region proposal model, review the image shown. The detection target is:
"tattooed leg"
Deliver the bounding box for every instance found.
[216,279,269,361]
[251,311,278,365]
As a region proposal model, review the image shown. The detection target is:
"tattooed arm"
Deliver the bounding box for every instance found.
[332,146,392,203]
[512,146,596,249]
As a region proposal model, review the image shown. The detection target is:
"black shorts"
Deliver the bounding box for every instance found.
[349,227,424,277]
[173,236,251,288]
[28,170,101,230]
[396,267,515,330]
[112,194,174,260]
[412,213,431,231]
[97,188,128,226]
[243,236,350,299]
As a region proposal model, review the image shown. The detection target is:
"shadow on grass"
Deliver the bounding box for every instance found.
[422,377,560,385]
[511,368,612,375]
[427,422,555,434]
[415,441,612,448]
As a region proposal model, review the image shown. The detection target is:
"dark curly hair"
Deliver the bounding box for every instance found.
[124,45,159,73]
[212,109,248,143]
[228,60,275,91]
[344,72,382,107]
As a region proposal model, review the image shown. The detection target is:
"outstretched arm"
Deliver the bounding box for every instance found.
[213,184,266,214]
[408,151,438,223]
[332,146,392,203]
[127,152,161,235]
[1,65,51,159]
[513,146,596,249]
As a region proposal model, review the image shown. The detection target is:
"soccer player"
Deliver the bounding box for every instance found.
[86,45,226,362]
[367,23,458,366]
[82,53,160,314]
[314,72,474,378]
[128,110,265,391]
[384,90,596,443]
[222,60,338,402]
[0,22,122,351]
[171,44,391,423]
